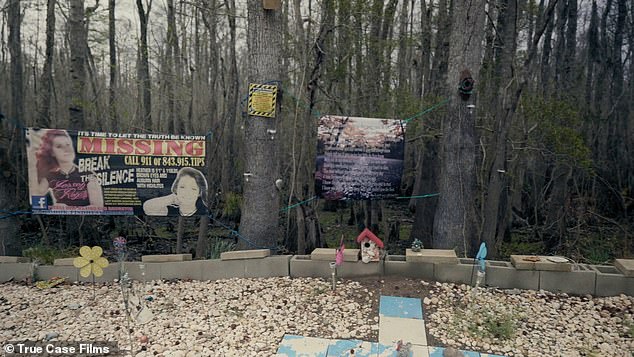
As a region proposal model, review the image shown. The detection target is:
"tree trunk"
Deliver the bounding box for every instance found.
[238,3,283,250]
[396,0,411,102]
[410,138,440,248]
[196,0,221,259]
[175,216,184,253]
[69,0,86,128]
[1,0,23,255]
[136,0,152,129]
[483,0,559,257]
[108,0,117,130]
[540,5,554,94]
[418,0,432,98]
[429,0,451,92]
[296,205,306,254]
[166,0,180,133]
[433,0,485,256]
[480,0,518,258]
[222,0,239,193]
[38,0,55,127]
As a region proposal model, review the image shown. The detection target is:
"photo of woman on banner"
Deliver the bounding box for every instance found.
[26,128,104,207]
[143,167,208,216]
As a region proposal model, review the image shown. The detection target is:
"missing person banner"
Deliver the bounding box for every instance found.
[315,116,405,200]
[25,128,209,216]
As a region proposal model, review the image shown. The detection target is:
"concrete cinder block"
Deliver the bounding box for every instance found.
[77,264,120,283]
[384,255,434,280]
[123,262,161,281]
[0,256,30,263]
[160,261,204,280]
[201,259,245,280]
[311,248,336,261]
[343,249,360,262]
[435,262,478,285]
[36,265,79,283]
[485,260,540,291]
[244,255,291,278]
[310,248,359,262]
[141,254,192,262]
[511,255,573,272]
[290,255,333,278]
[539,264,597,295]
[510,255,537,270]
[0,263,33,282]
[590,265,634,297]
[406,249,458,264]
[336,260,383,278]
[614,259,634,277]
[221,249,270,260]
[53,258,76,266]
[291,255,383,278]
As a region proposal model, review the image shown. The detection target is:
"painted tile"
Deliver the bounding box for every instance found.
[379,296,424,319]
[480,354,507,357]
[276,334,331,357]
[378,316,427,346]
[326,339,377,356]
[428,346,481,357]
[376,343,430,357]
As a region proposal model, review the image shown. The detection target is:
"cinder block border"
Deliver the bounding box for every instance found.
[1,254,633,297]
[0,263,33,282]
[485,260,540,291]
[590,265,634,297]
[384,255,434,280]
[539,264,596,295]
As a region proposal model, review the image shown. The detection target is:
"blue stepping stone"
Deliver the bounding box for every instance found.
[379,296,423,319]
[277,334,330,356]
[376,343,429,356]
[326,339,376,356]
[428,346,481,357]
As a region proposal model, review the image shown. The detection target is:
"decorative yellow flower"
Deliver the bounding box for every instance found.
[73,246,109,278]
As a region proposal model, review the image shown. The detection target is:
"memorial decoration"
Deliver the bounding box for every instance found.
[316,116,405,200]
[25,128,208,216]
[73,246,109,299]
[356,228,384,263]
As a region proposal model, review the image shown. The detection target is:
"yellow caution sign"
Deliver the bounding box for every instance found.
[248,83,278,118]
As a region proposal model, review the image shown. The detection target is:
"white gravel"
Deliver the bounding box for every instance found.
[0,277,376,356]
[1,278,633,356]
[424,281,634,357]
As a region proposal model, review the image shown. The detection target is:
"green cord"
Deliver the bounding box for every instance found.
[396,193,440,199]
[402,98,450,124]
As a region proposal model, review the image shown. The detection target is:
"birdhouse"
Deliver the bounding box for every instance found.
[263,0,281,10]
[356,228,384,263]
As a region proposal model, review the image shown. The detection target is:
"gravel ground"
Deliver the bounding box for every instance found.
[0,277,633,356]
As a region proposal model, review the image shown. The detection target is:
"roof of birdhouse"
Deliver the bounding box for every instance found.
[356,228,384,248]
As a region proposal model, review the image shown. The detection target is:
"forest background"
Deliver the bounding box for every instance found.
[0,0,632,265]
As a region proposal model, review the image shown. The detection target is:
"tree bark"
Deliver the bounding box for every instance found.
[38,0,56,127]
[429,0,451,92]
[480,0,518,257]
[222,0,239,193]
[69,0,86,128]
[0,0,23,255]
[108,0,117,130]
[238,3,283,250]
[410,138,440,248]
[433,0,485,256]
[481,0,559,257]
[418,0,432,98]
[136,0,152,129]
